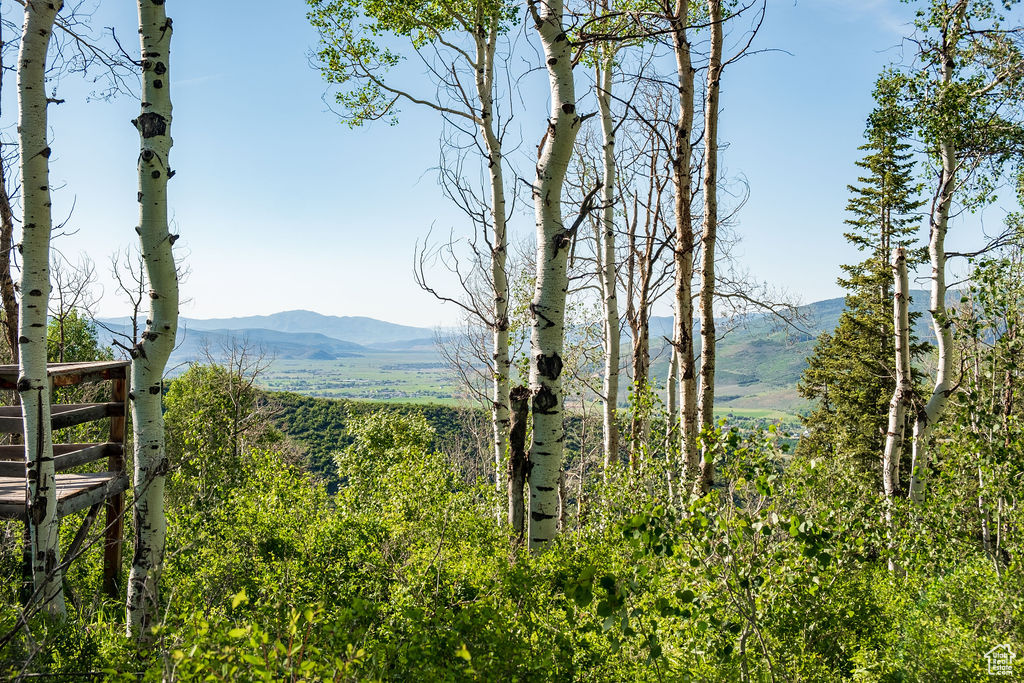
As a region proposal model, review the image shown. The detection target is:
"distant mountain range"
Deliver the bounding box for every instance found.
[177,310,433,345]
[644,289,944,416]
[96,291,949,416]
[96,310,438,364]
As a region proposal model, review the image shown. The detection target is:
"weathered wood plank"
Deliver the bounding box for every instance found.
[0,403,125,434]
[0,472,129,520]
[57,472,129,518]
[0,361,129,390]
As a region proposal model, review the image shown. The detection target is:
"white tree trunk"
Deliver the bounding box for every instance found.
[669,0,699,482]
[908,39,958,505]
[697,0,722,495]
[883,247,911,571]
[473,27,511,510]
[526,0,580,550]
[17,0,65,616]
[665,347,679,499]
[597,54,620,473]
[128,0,177,636]
[883,247,911,501]
[665,347,678,449]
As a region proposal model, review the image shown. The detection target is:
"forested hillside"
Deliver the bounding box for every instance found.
[1,0,1023,681]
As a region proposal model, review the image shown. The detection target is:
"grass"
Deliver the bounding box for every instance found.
[259,352,459,403]
[258,343,813,418]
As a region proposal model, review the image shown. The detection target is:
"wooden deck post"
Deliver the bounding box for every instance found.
[103,372,127,597]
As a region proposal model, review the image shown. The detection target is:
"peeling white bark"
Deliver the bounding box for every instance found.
[17,0,65,617]
[127,0,177,636]
[527,0,580,550]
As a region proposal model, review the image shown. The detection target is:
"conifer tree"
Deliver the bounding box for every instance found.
[799,86,927,484]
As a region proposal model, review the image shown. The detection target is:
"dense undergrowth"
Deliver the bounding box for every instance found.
[0,363,1020,681]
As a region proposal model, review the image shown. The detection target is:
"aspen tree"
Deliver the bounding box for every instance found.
[0,19,16,364]
[901,0,1024,503]
[695,0,722,495]
[17,0,65,616]
[883,248,911,506]
[309,1,515,505]
[127,0,177,636]
[907,4,960,502]
[666,0,700,482]
[621,155,672,469]
[595,32,621,472]
[526,0,591,549]
[665,347,679,497]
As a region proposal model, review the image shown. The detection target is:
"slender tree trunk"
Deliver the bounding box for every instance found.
[883,248,911,570]
[507,386,529,540]
[629,311,650,470]
[526,0,581,550]
[665,348,679,498]
[17,0,64,617]
[596,54,620,473]
[128,0,177,636]
[883,248,911,499]
[908,38,958,504]
[474,26,511,508]
[0,166,18,365]
[668,0,699,482]
[665,348,679,439]
[696,0,723,495]
[0,11,17,366]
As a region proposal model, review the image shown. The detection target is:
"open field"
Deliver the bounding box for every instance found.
[259,352,464,404]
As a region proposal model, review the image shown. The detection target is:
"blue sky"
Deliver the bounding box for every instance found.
[2,1,1011,327]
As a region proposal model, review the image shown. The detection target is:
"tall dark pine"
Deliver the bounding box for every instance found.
[799,88,928,483]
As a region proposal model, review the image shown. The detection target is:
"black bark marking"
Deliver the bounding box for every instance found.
[153,79,163,89]
[536,352,563,381]
[531,511,555,521]
[553,230,572,255]
[27,289,42,297]
[560,102,575,114]
[134,113,167,139]
[532,385,558,414]
[154,61,167,75]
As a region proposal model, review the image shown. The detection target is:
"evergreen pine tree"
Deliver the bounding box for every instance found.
[799,81,929,484]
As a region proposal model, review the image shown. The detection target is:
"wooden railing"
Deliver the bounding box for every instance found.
[0,360,129,597]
